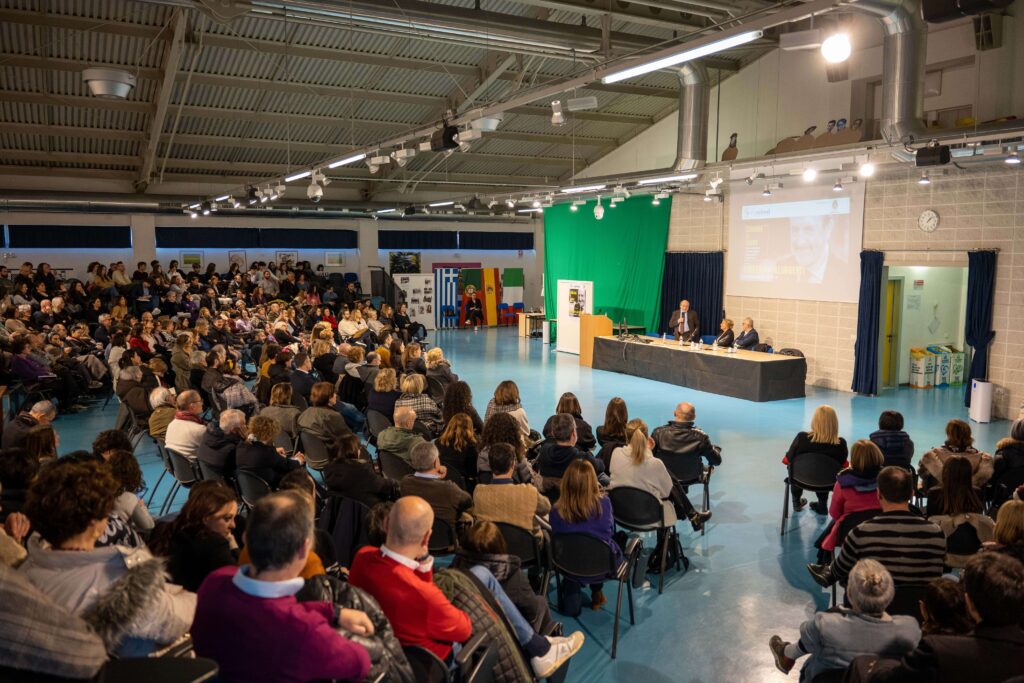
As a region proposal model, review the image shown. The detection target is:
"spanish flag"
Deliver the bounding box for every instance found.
[460,268,502,325]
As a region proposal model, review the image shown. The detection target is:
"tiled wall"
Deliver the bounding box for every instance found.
[668,165,1024,418]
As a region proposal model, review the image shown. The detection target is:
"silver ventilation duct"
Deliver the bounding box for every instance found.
[846,0,928,143]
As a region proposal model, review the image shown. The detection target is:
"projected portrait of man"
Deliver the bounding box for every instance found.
[786,214,834,284]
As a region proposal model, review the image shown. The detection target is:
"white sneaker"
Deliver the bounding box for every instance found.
[531,632,584,678]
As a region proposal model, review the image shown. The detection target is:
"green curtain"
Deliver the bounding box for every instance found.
[544,195,671,332]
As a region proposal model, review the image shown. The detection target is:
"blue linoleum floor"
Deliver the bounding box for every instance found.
[53,327,1008,683]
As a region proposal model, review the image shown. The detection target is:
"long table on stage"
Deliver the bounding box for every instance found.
[592,336,806,402]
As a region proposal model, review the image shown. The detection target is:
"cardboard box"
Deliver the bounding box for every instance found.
[909,348,935,389]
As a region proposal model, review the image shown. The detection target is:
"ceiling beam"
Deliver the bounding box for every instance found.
[2,150,143,166]
[455,53,519,115]
[138,9,187,192]
[500,0,707,31]
[0,123,147,143]
[0,165,137,181]
[0,90,154,114]
[508,106,650,125]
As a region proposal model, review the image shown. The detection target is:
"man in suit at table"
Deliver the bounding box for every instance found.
[668,299,699,342]
[735,317,760,350]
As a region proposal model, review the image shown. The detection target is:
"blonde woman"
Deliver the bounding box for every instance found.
[785,405,848,514]
[484,380,530,439]
[394,373,441,434]
[425,346,458,388]
[367,368,402,421]
[984,500,1024,561]
[610,418,710,536]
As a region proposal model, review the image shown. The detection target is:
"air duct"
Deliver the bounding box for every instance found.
[846,0,928,143]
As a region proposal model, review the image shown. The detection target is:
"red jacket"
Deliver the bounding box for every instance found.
[349,546,472,660]
[823,477,882,551]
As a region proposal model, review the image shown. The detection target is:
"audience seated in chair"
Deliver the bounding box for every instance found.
[477,412,533,485]
[536,414,605,497]
[595,396,628,449]
[442,380,485,434]
[542,392,596,452]
[367,368,402,423]
[991,418,1024,508]
[400,441,473,529]
[785,404,848,515]
[820,440,884,554]
[377,406,427,464]
[191,490,373,683]
[473,443,550,538]
[808,466,946,589]
[650,401,723,471]
[297,381,356,450]
[425,346,458,390]
[869,410,915,470]
[197,408,247,482]
[148,387,177,441]
[919,419,993,492]
[259,382,301,440]
[927,455,995,568]
[769,559,920,681]
[1,400,56,450]
[236,415,305,489]
[484,380,532,439]
[395,373,442,436]
[164,389,207,460]
[436,412,479,487]
[983,499,1024,564]
[325,433,398,508]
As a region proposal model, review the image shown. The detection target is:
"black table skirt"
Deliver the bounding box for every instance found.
[592,337,807,402]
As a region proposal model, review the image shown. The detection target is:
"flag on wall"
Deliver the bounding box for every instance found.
[502,268,524,305]
[460,268,502,326]
[435,268,461,329]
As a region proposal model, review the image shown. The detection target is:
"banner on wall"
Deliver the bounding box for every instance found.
[502,268,524,305]
[461,268,502,326]
[435,268,461,329]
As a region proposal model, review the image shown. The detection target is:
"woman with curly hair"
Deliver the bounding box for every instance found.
[19,459,195,655]
[477,412,533,485]
[442,380,484,434]
[150,481,239,592]
[107,449,154,534]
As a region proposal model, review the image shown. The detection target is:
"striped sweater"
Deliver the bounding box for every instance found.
[832,510,946,586]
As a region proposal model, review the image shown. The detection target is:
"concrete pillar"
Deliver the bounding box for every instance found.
[131,214,157,265]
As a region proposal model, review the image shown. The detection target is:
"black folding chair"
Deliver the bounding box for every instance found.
[162,447,201,516]
[608,486,686,594]
[658,451,714,536]
[379,449,414,479]
[366,409,393,444]
[495,521,551,596]
[403,633,496,683]
[886,583,927,621]
[146,438,173,509]
[235,469,273,509]
[429,517,458,555]
[550,532,641,659]
[298,431,331,480]
[781,453,844,535]
[273,430,295,456]
[426,376,446,405]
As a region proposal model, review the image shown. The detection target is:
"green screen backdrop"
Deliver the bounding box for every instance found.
[543,195,671,332]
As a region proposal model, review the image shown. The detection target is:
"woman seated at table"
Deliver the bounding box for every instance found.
[715,318,735,347]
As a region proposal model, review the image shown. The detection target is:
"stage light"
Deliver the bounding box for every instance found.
[833,180,843,192]
[602,30,762,84]
[709,175,723,190]
[506,198,515,209]
[652,196,661,206]
[762,185,772,197]
[702,192,712,202]
[531,198,541,208]
[391,148,416,167]
[275,182,286,198]
[918,172,931,185]
[1006,148,1021,165]
[327,153,367,169]
[569,203,578,212]
[802,167,817,182]
[551,100,566,127]
[285,170,311,182]
[858,162,875,177]
[821,33,851,64]
[189,210,198,219]
[247,187,259,205]
[209,201,219,212]
[230,196,241,208]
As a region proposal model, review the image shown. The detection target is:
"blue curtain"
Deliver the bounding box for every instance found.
[458,231,534,250]
[851,250,884,395]
[659,252,723,336]
[10,225,131,249]
[378,230,457,249]
[964,250,997,406]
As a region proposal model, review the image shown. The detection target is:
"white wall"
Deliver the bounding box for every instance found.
[888,266,968,385]
[578,18,1020,177]
[0,212,544,307]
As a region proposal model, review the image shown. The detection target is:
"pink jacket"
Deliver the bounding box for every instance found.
[822,480,881,551]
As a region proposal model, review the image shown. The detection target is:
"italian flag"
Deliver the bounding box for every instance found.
[502,268,524,306]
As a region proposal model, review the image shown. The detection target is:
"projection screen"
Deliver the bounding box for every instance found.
[726,183,865,303]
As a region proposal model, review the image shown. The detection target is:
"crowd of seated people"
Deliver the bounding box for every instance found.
[1,257,1022,682]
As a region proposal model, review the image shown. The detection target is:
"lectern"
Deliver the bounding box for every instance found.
[579,314,613,367]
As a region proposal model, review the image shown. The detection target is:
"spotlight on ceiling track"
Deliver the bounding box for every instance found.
[531,198,541,208]
[833,180,843,192]
[762,185,772,197]
[247,187,259,205]
[230,196,241,208]
[709,175,723,190]
[820,33,851,64]
[802,167,818,182]
[201,201,212,216]
[858,162,875,178]
[1006,148,1021,165]
[550,100,566,127]
[189,209,198,219]
[746,171,765,186]
[391,148,416,167]
[275,183,286,199]
[506,198,516,209]
[918,172,931,185]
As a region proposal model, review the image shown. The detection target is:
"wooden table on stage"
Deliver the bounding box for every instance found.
[591,336,806,402]
[517,312,546,337]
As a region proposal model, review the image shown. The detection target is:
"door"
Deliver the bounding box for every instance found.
[883,279,902,387]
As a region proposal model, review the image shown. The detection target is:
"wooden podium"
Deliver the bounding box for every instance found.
[579,314,613,367]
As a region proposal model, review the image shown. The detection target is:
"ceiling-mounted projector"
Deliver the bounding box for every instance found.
[82,67,137,99]
[428,124,460,152]
[916,142,951,167]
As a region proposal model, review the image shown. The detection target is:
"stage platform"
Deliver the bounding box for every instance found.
[592,336,807,402]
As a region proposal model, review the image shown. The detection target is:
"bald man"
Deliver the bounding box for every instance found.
[650,402,719,532]
[350,497,584,676]
[668,299,700,342]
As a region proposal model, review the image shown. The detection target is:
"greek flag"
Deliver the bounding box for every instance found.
[435,268,461,328]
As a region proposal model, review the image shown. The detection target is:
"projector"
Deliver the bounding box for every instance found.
[916,143,951,167]
[427,124,460,152]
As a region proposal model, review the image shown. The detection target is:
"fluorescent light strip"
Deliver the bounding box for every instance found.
[327,153,367,169]
[189,203,201,209]
[603,30,763,84]
[636,173,699,185]
[559,184,606,194]
[376,208,396,214]
[429,200,454,207]
[285,170,312,182]
[214,195,229,202]
[517,208,543,213]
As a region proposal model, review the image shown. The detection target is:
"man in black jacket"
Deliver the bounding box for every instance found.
[856,552,1024,683]
[197,409,247,481]
[651,402,722,467]
[1,401,56,449]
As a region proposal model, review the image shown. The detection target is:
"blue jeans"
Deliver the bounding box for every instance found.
[468,565,534,646]
[335,401,366,432]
